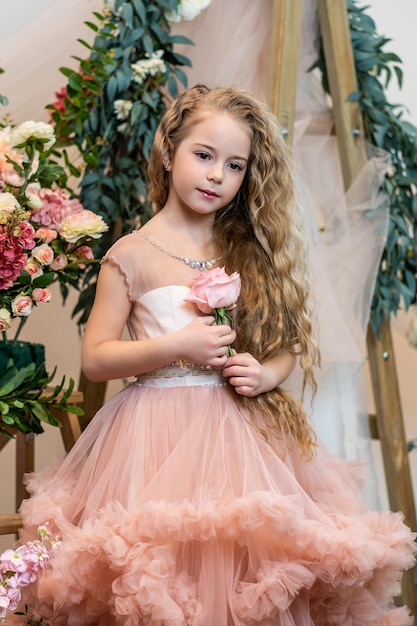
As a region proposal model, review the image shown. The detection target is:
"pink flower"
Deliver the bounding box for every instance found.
[30,187,84,231]
[0,550,27,574]
[49,252,68,271]
[184,267,240,357]
[73,245,94,261]
[184,267,241,314]
[32,288,52,303]
[11,294,33,317]
[0,233,28,290]
[31,242,54,266]
[35,227,58,243]
[70,244,95,269]
[19,221,36,249]
[25,258,43,280]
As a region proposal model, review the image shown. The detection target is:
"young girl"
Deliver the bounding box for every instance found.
[16,85,415,625]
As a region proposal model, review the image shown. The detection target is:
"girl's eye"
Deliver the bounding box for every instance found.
[228,162,243,171]
[196,152,210,161]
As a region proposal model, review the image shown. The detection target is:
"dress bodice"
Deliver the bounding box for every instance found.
[129,286,224,388]
[129,285,197,341]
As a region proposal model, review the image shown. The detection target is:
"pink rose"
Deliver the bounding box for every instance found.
[25,258,43,280]
[11,294,33,317]
[31,243,54,266]
[184,267,241,314]
[32,288,52,303]
[49,253,68,271]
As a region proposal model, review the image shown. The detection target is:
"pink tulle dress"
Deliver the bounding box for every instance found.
[14,232,416,625]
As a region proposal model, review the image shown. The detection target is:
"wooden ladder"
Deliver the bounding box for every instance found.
[268,0,417,612]
[0,389,83,536]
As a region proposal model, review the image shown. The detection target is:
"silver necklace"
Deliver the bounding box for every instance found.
[141,234,221,271]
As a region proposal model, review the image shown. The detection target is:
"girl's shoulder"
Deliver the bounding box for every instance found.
[101,230,154,300]
[103,229,146,260]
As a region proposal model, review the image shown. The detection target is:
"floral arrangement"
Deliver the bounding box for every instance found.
[0,525,58,624]
[0,122,108,336]
[185,267,240,356]
[0,119,108,436]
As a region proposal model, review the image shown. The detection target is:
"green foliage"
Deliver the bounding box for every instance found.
[0,355,84,438]
[47,0,193,325]
[313,0,417,333]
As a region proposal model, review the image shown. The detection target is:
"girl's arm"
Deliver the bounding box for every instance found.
[81,262,236,382]
[222,351,296,397]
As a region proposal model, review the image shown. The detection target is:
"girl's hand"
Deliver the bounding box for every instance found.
[176,316,236,368]
[222,351,296,397]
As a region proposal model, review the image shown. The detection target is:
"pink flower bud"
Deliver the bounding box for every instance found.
[32,288,52,303]
[49,253,68,271]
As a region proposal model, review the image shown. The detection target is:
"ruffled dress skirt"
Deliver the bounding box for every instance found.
[13,365,417,625]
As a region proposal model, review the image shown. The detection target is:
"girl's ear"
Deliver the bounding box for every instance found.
[163,154,171,171]
[163,150,171,171]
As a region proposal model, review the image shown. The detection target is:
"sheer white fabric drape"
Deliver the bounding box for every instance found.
[174,0,390,508]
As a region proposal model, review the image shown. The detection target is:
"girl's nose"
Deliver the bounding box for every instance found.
[207,164,223,183]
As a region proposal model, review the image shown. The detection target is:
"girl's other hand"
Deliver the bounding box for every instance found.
[176,316,236,368]
[222,351,297,397]
[222,352,265,397]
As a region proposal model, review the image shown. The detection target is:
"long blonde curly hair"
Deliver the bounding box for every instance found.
[148,84,320,457]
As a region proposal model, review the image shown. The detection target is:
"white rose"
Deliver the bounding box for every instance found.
[0,192,20,210]
[26,191,43,210]
[11,121,56,151]
[0,308,12,331]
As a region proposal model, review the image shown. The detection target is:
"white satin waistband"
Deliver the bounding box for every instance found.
[133,360,226,388]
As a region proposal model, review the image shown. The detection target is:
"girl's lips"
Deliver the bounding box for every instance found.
[198,188,219,199]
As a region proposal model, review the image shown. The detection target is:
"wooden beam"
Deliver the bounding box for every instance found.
[317,0,367,187]
[317,0,417,611]
[268,0,303,145]
[15,431,34,508]
[0,513,22,536]
[367,318,417,610]
[78,371,107,427]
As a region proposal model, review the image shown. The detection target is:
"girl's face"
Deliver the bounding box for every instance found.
[165,112,251,219]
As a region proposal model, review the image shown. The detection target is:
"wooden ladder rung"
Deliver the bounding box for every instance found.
[0,513,23,536]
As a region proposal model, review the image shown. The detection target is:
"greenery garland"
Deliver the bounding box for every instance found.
[48,0,194,325]
[314,0,417,334]
[49,0,417,335]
